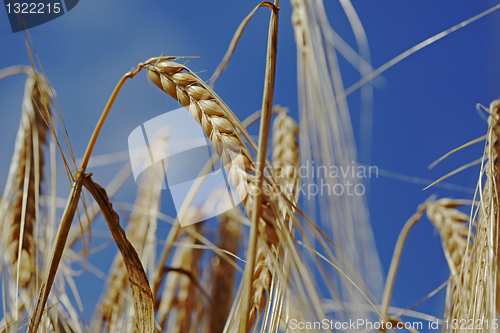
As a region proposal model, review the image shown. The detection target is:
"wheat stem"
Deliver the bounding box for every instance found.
[380,204,426,328]
[209,1,277,88]
[81,56,182,172]
[27,173,84,333]
[240,2,279,332]
[81,68,142,172]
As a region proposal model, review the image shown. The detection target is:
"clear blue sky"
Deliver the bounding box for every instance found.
[1,1,500,331]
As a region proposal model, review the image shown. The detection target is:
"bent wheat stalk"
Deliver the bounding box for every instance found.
[381,204,426,329]
[82,174,154,333]
[209,1,278,88]
[90,162,163,332]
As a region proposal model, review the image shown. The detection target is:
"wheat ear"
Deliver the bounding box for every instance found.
[417,98,500,331]
[146,62,281,246]
[147,61,284,329]
[272,106,300,208]
[442,100,500,332]
[156,227,192,329]
[487,100,500,316]
[426,198,472,326]
[209,207,242,333]
[454,99,500,332]
[2,74,50,290]
[244,107,301,331]
[426,199,471,281]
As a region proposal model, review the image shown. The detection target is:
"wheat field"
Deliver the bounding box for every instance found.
[0,1,500,332]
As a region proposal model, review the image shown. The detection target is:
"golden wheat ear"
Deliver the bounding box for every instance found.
[291,0,385,314]
[209,207,242,333]
[426,199,472,280]
[147,60,352,332]
[0,72,50,321]
[412,101,500,332]
[146,61,289,327]
[146,61,283,246]
[426,199,473,325]
[272,106,300,216]
[460,98,500,329]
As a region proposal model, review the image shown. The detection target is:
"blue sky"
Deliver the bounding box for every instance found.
[1,1,500,331]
